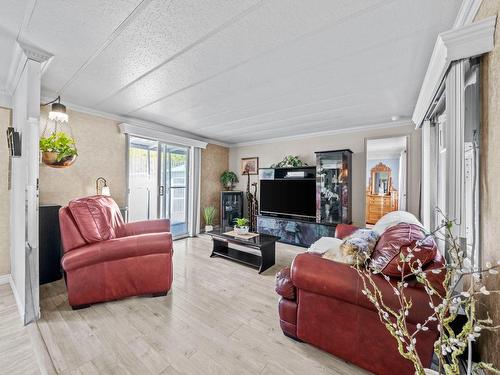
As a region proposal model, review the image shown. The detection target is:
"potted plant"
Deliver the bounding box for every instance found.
[39,132,78,168]
[203,206,216,232]
[220,170,238,190]
[234,217,250,235]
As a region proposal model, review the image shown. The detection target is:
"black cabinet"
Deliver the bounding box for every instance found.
[220,191,243,229]
[39,205,63,285]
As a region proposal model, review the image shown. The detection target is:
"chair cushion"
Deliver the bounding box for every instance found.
[369,223,437,277]
[68,195,124,243]
[61,232,173,271]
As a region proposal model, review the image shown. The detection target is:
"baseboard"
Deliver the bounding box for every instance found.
[0,273,10,285]
[9,276,25,321]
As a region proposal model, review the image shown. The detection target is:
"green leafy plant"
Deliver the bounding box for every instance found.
[39,132,77,162]
[271,155,308,168]
[234,217,249,228]
[203,206,216,226]
[220,170,239,190]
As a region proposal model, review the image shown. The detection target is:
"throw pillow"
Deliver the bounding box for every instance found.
[369,223,437,277]
[308,237,343,255]
[372,210,423,235]
[339,229,379,265]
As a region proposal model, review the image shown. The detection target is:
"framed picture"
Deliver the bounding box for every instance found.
[241,157,259,175]
[259,168,274,180]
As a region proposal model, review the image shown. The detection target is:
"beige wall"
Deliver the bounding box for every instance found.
[0,107,11,276]
[39,108,127,208]
[200,144,229,227]
[476,0,500,368]
[229,124,421,227]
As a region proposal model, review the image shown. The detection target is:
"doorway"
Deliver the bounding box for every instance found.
[365,136,408,226]
[127,136,189,237]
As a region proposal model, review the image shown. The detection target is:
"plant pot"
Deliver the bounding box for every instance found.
[225,183,233,191]
[42,151,58,164]
[42,152,77,168]
[205,225,213,233]
[234,226,249,235]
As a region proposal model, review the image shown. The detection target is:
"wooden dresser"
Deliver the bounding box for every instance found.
[366,162,399,224]
[365,193,398,225]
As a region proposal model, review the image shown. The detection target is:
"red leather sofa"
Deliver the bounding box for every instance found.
[276,223,444,375]
[59,195,173,309]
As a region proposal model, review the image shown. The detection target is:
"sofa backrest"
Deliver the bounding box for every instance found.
[59,206,87,253]
[60,196,125,252]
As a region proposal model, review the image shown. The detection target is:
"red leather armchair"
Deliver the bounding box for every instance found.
[276,223,444,375]
[59,195,173,309]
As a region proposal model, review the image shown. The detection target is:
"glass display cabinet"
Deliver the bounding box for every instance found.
[220,191,243,230]
[315,149,352,224]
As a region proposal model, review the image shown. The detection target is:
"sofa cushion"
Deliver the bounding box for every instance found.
[68,195,124,243]
[369,223,437,277]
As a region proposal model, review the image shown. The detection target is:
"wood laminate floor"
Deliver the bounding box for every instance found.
[0,284,40,375]
[37,236,368,375]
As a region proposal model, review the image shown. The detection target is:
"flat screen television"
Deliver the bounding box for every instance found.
[260,179,316,218]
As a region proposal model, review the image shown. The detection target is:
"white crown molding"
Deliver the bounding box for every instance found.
[119,122,208,149]
[230,119,412,147]
[18,41,52,63]
[40,95,229,147]
[412,15,496,128]
[453,0,483,29]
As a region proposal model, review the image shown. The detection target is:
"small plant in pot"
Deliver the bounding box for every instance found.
[39,132,78,168]
[220,170,238,190]
[203,206,216,232]
[234,217,250,235]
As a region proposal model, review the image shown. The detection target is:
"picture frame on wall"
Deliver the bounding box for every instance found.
[241,157,259,175]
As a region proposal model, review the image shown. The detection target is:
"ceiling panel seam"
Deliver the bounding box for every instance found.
[93,0,266,107]
[56,0,156,95]
[125,0,399,115]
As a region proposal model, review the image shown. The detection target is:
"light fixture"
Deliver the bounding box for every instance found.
[43,96,69,123]
[96,177,111,196]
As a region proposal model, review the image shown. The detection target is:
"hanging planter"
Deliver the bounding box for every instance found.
[40,132,78,168]
[40,96,78,168]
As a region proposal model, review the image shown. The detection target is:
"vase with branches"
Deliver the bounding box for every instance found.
[354,211,499,375]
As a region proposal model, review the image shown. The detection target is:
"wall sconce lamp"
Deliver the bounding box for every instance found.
[42,96,69,123]
[96,177,110,196]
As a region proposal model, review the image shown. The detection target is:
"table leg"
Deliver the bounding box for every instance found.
[211,238,228,257]
[259,242,276,273]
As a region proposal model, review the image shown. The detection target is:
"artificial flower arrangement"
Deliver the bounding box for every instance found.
[353,212,499,375]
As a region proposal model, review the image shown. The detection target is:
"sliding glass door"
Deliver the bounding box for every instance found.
[159,144,188,236]
[128,136,189,237]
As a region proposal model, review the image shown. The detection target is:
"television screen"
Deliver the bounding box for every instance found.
[260,179,316,218]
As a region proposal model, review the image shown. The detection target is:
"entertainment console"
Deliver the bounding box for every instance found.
[257,149,352,247]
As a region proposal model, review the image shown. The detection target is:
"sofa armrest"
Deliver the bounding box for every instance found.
[121,219,170,236]
[335,223,359,239]
[62,232,173,272]
[275,267,296,300]
[291,253,440,327]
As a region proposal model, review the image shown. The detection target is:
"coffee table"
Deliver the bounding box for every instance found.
[206,228,279,273]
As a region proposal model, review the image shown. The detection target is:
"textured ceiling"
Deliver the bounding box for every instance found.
[0,0,461,144]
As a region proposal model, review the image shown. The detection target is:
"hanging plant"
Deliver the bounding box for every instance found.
[40,132,78,168]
